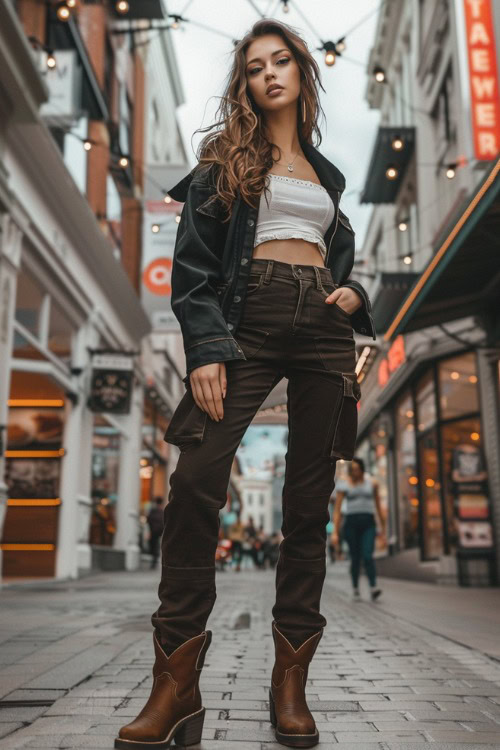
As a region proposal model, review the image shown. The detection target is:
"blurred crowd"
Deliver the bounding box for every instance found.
[219,515,282,571]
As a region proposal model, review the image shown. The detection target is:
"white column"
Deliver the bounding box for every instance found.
[55,326,92,579]
[114,381,143,570]
[0,214,22,584]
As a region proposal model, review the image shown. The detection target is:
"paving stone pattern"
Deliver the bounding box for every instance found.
[0,563,500,748]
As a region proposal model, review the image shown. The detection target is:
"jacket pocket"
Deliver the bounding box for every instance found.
[163,387,208,450]
[322,374,361,461]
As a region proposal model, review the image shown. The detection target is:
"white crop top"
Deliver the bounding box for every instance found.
[253,173,335,260]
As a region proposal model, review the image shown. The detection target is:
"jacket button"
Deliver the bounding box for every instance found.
[247,219,255,227]
[234,296,241,302]
[241,258,248,265]
[228,323,234,330]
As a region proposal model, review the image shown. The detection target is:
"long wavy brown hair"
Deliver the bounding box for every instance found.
[193,18,326,222]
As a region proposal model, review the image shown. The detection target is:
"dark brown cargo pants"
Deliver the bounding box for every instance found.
[152,257,360,653]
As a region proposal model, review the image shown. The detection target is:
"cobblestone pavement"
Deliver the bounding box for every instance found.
[1,562,500,749]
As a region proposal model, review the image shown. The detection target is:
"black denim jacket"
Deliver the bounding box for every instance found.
[167,140,376,385]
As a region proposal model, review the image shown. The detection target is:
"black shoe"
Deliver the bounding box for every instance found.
[370,588,382,601]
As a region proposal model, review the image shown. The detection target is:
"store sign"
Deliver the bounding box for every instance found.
[463,0,500,159]
[39,50,81,123]
[87,354,134,414]
[141,201,180,331]
[378,335,406,388]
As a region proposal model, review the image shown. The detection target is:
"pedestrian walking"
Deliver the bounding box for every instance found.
[332,457,386,602]
[227,515,245,571]
[115,17,374,750]
[146,497,164,570]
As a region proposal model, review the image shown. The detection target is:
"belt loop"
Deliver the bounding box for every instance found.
[313,265,323,290]
[264,259,273,284]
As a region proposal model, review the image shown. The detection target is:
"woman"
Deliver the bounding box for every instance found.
[332,457,386,602]
[115,18,375,750]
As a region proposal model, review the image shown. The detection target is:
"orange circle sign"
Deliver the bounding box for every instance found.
[143,257,173,295]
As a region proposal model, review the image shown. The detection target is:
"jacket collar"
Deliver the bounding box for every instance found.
[167,141,345,202]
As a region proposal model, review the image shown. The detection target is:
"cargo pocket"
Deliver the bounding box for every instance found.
[163,387,208,450]
[322,374,361,461]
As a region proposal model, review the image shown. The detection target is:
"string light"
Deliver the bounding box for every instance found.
[46,51,57,69]
[83,139,92,151]
[66,0,76,7]
[56,4,71,21]
[116,0,129,13]
[373,65,386,83]
[163,195,172,204]
[335,37,346,54]
[446,163,457,179]
[170,14,182,29]
[119,156,129,168]
[398,219,409,232]
[385,165,398,180]
[151,223,160,233]
[403,254,412,265]
[281,0,290,12]
[392,135,404,150]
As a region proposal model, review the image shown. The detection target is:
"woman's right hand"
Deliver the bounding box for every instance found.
[190,362,227,421]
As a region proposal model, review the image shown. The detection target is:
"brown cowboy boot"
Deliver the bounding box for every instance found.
[269,620,322,748]
[114,629,211,749]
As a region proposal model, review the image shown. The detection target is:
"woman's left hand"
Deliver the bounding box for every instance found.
[325,287,363,316]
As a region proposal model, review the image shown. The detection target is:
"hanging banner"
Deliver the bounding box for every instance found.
[141,200,180,331]
[463,0,500,159]
[87,354,134,414]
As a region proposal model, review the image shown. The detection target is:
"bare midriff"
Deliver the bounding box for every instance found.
[251,237,326,267]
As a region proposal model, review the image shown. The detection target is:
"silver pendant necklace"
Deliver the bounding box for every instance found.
[277,150,300,172]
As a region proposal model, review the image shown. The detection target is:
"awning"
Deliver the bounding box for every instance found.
[385,156,500,340]
[361,126,416,203]
[370,271,420,334]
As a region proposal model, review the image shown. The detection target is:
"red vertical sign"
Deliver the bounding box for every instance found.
[463,0,500,160]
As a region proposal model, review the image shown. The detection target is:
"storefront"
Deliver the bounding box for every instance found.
[357,156,500,586]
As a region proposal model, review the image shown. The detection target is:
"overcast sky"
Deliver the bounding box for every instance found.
[167,0,382,248]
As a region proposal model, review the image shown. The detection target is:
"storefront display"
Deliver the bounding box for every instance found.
[89,415,120,547]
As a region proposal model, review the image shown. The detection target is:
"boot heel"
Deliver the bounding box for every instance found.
[174,708,205,746]
[269,689,277,727]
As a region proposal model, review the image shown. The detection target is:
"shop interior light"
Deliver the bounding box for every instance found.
[409,476,418,485]
[116,0,129,14]
[385,165,398,180]
[5,449,65,458]
[450,371,460,379]
[0,543,55,551]
[406,410,414,418]
[471,432,480,441]
[392,135,404,150]
[469,375,478,383]
[66,0,76,7]
[8,398,65,407]
[373,65,386,83]
[7,499,61,506]
[119,156,129,168]
[425,478,435,487]
[56,4,71,21]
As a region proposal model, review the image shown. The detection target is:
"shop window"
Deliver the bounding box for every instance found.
[418,428,443,559]
[415,369,436,433]
[439,351,478,419]
[441,417,492,555]
[48,300,74,362]
[15,271,45,338]
[89,415,120,547]
[395,390,419,550]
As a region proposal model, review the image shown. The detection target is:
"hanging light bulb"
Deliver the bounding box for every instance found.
[282,0,290,11]
[392,135,404,150]
[83,139,92,151]
[170,14,182,29]
[385,165,398,180]
[403,254,412,265]
[175,214,181,223]
[46,51,57,69]
[56,4,71,21]
[116,0,129,13]
[335,37,346,54]
[446,163,457,179]
[325,50,336,66]
[323,41,337,67]
[119,156,129,168]
[66,0,76,7]
[151,223,160,233]
[373,65,386,83]
[163,195,172,204]
[398,219,408,232]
